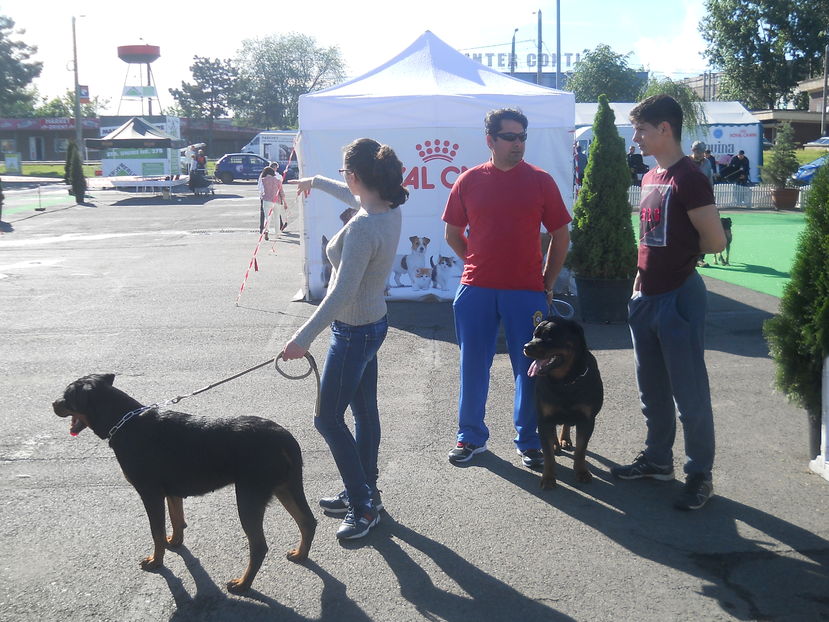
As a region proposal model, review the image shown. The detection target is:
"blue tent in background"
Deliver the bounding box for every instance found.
[793,154,829,184]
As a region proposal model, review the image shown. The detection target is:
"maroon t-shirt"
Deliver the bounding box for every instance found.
[637,156,715,295]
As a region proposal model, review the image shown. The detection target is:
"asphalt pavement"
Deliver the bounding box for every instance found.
[1,181,827,621]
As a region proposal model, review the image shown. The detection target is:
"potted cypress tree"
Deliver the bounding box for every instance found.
[69,144,87,205]
[763,160,829,459]
[763,122,801,210]
[64,140,77,187]
[567,94,638,322]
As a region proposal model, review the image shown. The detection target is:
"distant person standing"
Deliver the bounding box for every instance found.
[443,108,571,469]
[627,145,647,186]
[703,148,717,180]
[257,166,285,240]
[575,144,588,185]
[195,149,207,173]
[613,94,726,511]
[690,141,713,187]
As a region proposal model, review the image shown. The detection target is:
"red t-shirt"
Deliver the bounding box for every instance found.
[637,156,715,295]
[442,160,571,291]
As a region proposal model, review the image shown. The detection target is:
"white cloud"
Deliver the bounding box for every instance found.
[631,0,709,77]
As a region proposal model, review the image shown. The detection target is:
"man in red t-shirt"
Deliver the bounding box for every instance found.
[442,108,571,468]
[611,95,726,511]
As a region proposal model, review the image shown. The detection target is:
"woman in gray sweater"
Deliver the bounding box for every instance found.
[281,138,407,540]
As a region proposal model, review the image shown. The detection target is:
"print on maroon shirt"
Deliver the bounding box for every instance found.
[639,184,671,247]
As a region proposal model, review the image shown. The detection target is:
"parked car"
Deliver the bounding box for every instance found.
[792,153,829,185]
[214,153,270,183]
[803,136,829,149]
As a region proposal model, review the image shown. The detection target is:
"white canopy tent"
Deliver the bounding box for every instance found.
[297,31,575,301]
[574,101,762,182]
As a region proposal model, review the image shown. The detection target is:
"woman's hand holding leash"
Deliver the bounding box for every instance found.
[281,340,307,361]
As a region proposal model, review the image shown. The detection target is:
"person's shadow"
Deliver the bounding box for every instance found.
[468,450,829,620]
[161,546,371,622]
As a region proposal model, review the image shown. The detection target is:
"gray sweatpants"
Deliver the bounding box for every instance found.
[628,271,715,478]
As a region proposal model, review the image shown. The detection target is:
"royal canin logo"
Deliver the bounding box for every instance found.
[416,139,460,162]
[404,141,469,190]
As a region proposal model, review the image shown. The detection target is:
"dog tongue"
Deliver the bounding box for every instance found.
[528,360,543,377]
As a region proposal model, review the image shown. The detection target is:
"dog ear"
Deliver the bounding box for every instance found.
[409,235,418,244]
[423,237,430,245]
[100,373,115,386]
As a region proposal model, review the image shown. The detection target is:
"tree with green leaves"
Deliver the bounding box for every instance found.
[762,121,800,189]
[169,56,238,152]
[567,94,638,280]
[69,143,86,204]
[763,161,829,457]
[0,15,42,115]
[640,77,707,137]
[64,140,77,184]
[700,0,829,109]
[32,90,108,118]
[565,44,645,103]
[233,33,345,127]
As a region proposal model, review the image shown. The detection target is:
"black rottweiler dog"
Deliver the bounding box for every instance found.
[53,373,316,593]
[713,217,733,265]
[524,318,603,489]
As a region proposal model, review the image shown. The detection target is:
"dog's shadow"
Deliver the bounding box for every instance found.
[162,546,370,622]
[471,450,829,619]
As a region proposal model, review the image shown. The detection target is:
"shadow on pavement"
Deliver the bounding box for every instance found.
[369,513,576,622]
[162,546,370,622]
[471,450,829,620]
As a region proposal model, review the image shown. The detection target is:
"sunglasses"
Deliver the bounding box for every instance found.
[338,168,352,176]
[493,132,528,142]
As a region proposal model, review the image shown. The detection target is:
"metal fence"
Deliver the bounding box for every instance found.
[627,183,811,209]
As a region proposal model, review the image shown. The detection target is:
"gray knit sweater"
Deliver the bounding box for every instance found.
[291,175,402,350]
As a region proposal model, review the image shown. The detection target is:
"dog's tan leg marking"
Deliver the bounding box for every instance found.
[274,483,317,562]
[166,496,186,548]
[573,406,594,484]
[558,424,574,452]
[139,494,167,570]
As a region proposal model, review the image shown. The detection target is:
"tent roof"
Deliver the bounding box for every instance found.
[300,31,574,129]
[574,101,759,128]
[86,116,183,148]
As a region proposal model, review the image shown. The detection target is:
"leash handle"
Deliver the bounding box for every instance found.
[548,298,575,320]
[275,353,320,417]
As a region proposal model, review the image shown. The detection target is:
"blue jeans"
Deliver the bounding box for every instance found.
[314,316,387,510]
[628,272,715,478]
[452,284,548,451]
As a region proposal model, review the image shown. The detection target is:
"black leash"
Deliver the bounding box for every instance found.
[168,353,320,416]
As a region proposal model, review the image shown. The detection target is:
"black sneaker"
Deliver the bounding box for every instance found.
[319,489,383,516]
[336,504,380,540]
[517,448,544,468]
[674,473,714,510]
[448,441,487,464]
[611,452,675,480]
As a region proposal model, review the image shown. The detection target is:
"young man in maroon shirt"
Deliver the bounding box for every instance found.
[611,95,726,510]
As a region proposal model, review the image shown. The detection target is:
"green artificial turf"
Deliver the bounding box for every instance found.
[631,211,805,298]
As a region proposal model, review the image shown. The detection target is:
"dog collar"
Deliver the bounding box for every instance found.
[107,405,153,443]
[560,366,590,386]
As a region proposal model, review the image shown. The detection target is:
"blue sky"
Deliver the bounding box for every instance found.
[1,0,709,114]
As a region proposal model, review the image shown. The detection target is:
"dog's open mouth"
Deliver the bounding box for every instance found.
[528,355,562,377]
[69,416,87,436]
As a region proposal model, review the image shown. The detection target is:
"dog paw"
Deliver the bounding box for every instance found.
[539,476,557,489]
[166,534,184,548]
[575,469,593,484]
[286,548,308,562]
[227,578,251,594]
[559,439,574,452]
[139,555,162,570]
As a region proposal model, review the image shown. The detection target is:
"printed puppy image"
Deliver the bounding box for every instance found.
[524,318,604,489]
[430,255,459,290]
[389,236,431,287]
[321,235,332,288]
[713,217,732,265]
[53,374,316,594]
[413,267,433,290]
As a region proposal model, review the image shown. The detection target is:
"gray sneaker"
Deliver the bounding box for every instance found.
[448,441,487,464]
[611,452,675,480]
[336,504,380,540]
[674,473,714,510]
[319,489,383,516]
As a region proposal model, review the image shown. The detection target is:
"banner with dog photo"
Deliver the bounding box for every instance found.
[296,31,575,302]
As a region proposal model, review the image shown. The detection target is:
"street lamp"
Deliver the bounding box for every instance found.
[71,15,85,162]
[510,28,519,75]
[536,9,542,85]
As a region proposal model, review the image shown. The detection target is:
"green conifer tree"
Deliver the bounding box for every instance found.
[69,144,86,204]
[64,140,76,185]
[763,162,829,455]
[567,94,637,279]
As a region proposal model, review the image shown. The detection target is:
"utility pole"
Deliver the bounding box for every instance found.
[71,16,84,162]
[510,28,518,75]
[555,0,561,89]
[537,9,542,85]
[822,43,828,137]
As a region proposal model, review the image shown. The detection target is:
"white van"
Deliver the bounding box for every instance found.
[241,131,298,168]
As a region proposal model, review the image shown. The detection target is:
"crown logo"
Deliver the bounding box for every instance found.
[416,139,459,163]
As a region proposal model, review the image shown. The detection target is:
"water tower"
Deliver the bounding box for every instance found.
[117,44,162,115]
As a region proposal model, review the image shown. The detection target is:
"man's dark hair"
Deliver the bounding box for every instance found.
[629,94,683,142]
[485,108,528,135]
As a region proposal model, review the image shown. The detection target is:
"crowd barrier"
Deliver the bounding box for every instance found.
[626,183,812,209]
